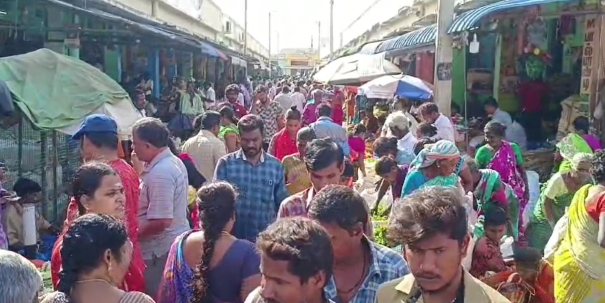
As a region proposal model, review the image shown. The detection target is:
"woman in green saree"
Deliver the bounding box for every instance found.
[526,152,593,251]
[468,158,519,240]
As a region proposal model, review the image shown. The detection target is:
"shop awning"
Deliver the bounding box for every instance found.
[200,41,229,60]
[375,24,437,53]
[358,41,383,55]
[231,56,247,67]
[42,0,200,48]
[448,0,574,33]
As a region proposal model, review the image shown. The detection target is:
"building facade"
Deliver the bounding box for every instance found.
[99,0,269,61]
[276,48,320,76]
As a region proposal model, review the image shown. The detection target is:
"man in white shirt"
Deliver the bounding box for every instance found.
[202,81,216,109]
[484,97,526,148]
[485,97,512,128]
[273,86,294,114]
[289,86,306,113]
[418,102,455,142]
[384,112,417,163]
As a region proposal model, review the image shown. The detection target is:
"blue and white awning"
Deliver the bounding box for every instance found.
[358,41,383,55]
[448,0,576,33]
[375,24,437,53]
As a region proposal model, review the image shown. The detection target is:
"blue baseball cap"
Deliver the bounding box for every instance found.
[72,114,118,140]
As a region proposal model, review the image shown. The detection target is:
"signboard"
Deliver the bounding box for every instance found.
[580,16,597,115]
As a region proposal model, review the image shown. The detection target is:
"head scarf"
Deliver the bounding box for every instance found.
[410,140,460,170]
[556,133,593,161]
[570,152,593,170]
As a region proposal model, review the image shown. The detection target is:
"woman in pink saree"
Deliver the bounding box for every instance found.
[475,121,529,242]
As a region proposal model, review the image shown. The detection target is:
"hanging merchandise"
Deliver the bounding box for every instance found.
[469,34,480,54]
[525,55,546,80]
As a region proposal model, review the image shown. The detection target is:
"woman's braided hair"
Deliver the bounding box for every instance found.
[190,181,237,303]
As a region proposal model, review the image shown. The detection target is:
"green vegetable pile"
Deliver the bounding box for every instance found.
[372,204,389,247]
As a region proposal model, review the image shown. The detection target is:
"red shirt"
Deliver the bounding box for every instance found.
[518,80,548,112]
[218,101,248,119]
[51,159,144,291]
[273,129,298,161]
[331,102,344,125]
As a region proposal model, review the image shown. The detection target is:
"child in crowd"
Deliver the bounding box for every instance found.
[348,123,367,181]
[470,207,509,278]
[1,178,56,253]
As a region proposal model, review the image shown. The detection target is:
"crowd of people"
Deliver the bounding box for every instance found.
[0,77,604,303]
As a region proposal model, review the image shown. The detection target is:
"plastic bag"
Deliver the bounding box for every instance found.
[523,170,541,230]
[500,236,515,259]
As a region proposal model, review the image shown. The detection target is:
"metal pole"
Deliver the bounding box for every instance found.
[329,0,334,60]
[317,21,321,55]
[433,0,455,116]
[268,12,272,78]
[244,0,248,56]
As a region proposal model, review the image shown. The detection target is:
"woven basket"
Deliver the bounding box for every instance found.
[522,148,555,182]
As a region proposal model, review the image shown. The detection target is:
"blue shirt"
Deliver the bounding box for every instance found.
[324,239,408,303]
[213,150,288,242]
[309,116,351,156]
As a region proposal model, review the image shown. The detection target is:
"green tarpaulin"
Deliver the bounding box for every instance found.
[0,48,130,129]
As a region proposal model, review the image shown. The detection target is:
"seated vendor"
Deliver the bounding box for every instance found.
[482,247,554,303]
[1,178,56,252]
[470,207,510,279]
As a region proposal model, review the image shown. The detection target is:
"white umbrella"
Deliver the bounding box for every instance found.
[313,54,401,85]
[359,74,434,99]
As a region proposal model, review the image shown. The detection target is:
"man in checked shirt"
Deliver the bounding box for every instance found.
[213,114,288,242]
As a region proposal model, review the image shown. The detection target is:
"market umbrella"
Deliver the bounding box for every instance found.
[312,54,401,85]
[359,74,433,99]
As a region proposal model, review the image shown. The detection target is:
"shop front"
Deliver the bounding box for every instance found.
[448,0,602,142]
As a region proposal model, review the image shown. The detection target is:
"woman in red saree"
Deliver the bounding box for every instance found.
[475,121,529,242]
[51,161,145,291]
[268,106,302,161]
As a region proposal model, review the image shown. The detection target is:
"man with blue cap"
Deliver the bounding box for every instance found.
[62,114,146,291]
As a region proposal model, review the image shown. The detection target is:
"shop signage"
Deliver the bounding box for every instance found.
[580,16,597,115]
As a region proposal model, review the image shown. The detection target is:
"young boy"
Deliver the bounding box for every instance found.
[470,207,509,278]
[1,178,56,253]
